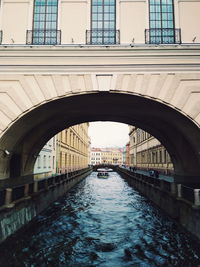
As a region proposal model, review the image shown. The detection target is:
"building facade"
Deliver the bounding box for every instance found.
[125,142,130,166]
[34,137,57,179]
[0,0,199,46]
[129,126,174,175]
[122,146,127,165]
[90,148,102,165]
[56,123,90,173]
[90,147,123,165]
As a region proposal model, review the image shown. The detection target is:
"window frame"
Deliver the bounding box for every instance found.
[148,0,176,44]
[32,0,59,45]
[90,0,117,45]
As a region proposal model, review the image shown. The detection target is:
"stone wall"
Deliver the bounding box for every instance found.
[0,168,92,244]
[118,168,200,241]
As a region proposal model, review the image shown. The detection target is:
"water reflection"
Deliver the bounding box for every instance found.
[0,172,200,266]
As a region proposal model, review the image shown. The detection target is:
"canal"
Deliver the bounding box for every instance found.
[0,172,200,266]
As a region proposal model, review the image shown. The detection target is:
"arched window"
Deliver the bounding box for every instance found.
[147,0,179,44]
[89,0,118,45]
[31,0,59,45]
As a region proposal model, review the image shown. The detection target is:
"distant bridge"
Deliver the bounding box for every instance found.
[92,165,118,171]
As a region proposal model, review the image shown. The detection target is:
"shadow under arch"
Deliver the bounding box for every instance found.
[0,92,200,184]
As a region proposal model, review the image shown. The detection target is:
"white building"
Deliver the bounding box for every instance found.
[90,148,102,165]
[0,0,199,46]
[34,137,56,179]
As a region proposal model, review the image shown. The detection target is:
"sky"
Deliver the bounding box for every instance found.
[88,121,129,148]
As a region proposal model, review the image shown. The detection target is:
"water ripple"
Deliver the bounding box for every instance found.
[0,172,200,266]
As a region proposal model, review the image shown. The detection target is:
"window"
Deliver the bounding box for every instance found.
[65,154,67,167]
[32,0,59,45]
[91,0,117,44]
[53,156,55,169]
[53,137,55,149]
[163,149,167,163]
[43,155,47,168]
[49,155,51,168]
[60,152,62,169]
[37,155,41,168]
[159,150,162,163]
[65,130,68,143]
[148,0,175,44]
[155,151,158,163]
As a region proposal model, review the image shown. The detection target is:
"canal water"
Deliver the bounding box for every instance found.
[0,172,200,267]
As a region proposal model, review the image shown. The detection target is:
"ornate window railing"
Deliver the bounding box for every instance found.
[145,28,181,44]
[0,31,2,44]
[86,30,120,45]
[26,30,61,45]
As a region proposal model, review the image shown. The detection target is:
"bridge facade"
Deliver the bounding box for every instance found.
[0,45,199,184]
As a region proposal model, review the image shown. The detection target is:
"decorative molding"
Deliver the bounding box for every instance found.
[0,46,200,74]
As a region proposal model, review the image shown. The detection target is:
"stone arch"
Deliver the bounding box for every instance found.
[0,73,199,183]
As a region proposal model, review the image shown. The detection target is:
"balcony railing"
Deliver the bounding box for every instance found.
[0,31,2,44]
[26,30,61,45]
[86,30,120,45]
[145,28,181,45]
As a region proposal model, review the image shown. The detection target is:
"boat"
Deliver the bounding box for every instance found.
[97,168,109,178]
[97,171,109,178]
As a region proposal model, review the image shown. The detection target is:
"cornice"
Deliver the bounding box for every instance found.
[0,45,200,74]
[0,44,200,53]
[0,45,200,59]
[0,64,200,74]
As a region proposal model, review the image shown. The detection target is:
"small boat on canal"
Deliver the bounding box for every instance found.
[97,168,109,179]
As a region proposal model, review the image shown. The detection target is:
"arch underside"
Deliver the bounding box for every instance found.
[0,91,199,185]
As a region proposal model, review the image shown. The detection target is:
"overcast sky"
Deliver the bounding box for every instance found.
[88,122,129,148]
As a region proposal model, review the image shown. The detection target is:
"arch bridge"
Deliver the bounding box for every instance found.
[92,165,118,172]
[0,45,200,185]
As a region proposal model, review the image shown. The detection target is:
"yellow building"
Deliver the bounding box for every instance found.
[102,149,123,165]
[129,126,174,176]
[90,147,123,165]
[57,123,90,173]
